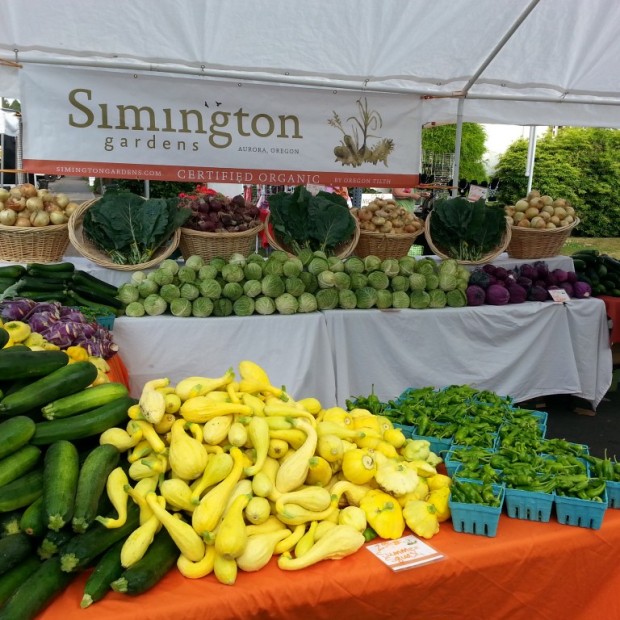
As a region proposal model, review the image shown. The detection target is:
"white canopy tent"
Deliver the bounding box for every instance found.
[1,0,619,181]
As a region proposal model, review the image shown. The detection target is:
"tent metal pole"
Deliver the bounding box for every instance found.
[525,126,537,194]
[460,0,542,96]
[452,98,464,198]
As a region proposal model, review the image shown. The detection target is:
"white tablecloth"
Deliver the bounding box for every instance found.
[113,312,338,405]
[322,299,611,408]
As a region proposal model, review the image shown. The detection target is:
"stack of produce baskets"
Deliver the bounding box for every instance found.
[0,222,70,263]
[178,222,264,262]
[506,218,579,259]
[68,199,181,271]
[264,212,360,259]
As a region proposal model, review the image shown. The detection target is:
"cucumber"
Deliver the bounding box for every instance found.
[0,555,41,607]
[110,527,178,595]
[37,527,74,560]
[19,496,46,537]
[31,395,136,445]
[0,416,36,460]
[42,382,129,420]
[72,444,120,534]
[0,265,26,280]
[0,360,98,417]
[0,349,69,383]
[0,510,23,537]
[0,445,42,488]
[60,502,140,572]
[0,532,33,577]
[43,440,79,531]
[80,537,127,608]
[26,262,75,274]
[0,555,74,620]
[0,468,44,512]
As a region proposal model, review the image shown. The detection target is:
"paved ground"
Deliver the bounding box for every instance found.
[48,176,96,203]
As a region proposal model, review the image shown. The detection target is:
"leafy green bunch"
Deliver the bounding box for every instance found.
[83,191,192,265]
[429,197,507,262]
[267,186,356,256]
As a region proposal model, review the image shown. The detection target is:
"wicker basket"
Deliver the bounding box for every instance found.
[506,218,579,259]
[0,222,70,263]
[425,212,512,265]
[354,226,425,261]
[68,199,181,271]
[264,212,360,259]
[178,222,263,262]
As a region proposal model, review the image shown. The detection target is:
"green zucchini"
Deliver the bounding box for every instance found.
[0,468,43,512]
[19,496,46,537]
[0,445,42,488]
[0,555,74,620]
[66,286,124,312]
[0,532,33,577]
[32,395,136,445]
[72,444,120,534]
[0,416,36,460]
[0,555,41,607]
[37,527,74,560]
[23,267,75,281]
[0,265,26,280]
[0,328,9,350]
[110,527,178,595]
[72,269,120,298]
[0,348,69,383]
[0,360,97,417]
[80,537,127,608]
[0,279,19,295]
[26,261,75,274]
[43,440,79,531]
[42,382,129,421]
[13,275,69,292]
[9,291,68,303]
[0,510,23,537]
[60,502,140,572]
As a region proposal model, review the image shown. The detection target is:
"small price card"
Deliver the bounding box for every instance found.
[366,534,445,572]
[548,288,570,303]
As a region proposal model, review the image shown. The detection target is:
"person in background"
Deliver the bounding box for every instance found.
[391,187,423,212]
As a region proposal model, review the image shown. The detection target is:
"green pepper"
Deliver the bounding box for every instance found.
[584,478,607,499]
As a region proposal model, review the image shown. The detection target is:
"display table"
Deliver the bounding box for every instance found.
[323,298,612,408]
[112,312,337,405]
[39,509,620,620]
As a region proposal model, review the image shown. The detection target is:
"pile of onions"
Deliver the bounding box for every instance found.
[0,183,80,228]
[504,190,577,230]
[354,197,424,234]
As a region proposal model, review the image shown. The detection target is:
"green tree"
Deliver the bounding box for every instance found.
[422,123,488,183]
[495,127,620,237]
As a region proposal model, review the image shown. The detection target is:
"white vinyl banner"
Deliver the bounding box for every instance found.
[20,65,422,186]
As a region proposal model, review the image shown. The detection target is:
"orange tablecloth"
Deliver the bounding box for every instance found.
[40,509,620,620]
[105,354,130,390]
[599,295,620,344]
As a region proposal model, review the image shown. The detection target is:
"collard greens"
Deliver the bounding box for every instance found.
[83,191,191,264]
[268,186,356,255]
[429,197,507,261]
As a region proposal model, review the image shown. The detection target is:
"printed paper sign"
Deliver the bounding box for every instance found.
[20,65,422,186]
[366,534,445,571]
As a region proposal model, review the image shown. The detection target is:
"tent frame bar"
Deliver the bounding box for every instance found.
[5,55,620,108]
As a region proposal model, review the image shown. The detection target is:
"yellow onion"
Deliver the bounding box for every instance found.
[20,183,38,198]
[30,210,50,227]
[6,197,26,213]
[0,208,17,226]
[26,196,44,211]
[54,193,69,208]
[49,210,68,225]
[0,188,10,202]
[64,202,80,217]
[15,216,31,227]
